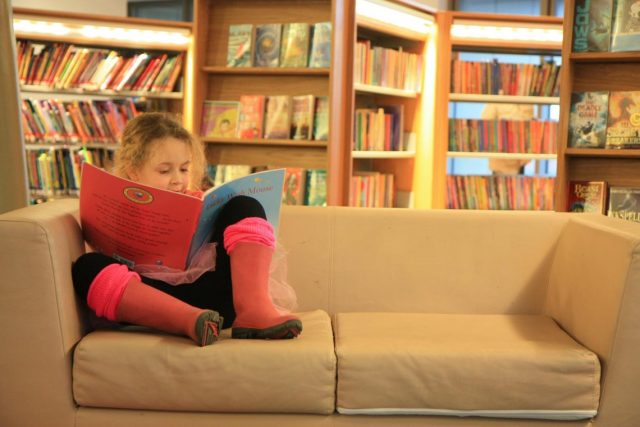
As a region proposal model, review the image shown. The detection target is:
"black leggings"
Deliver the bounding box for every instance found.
[72,195,267,329]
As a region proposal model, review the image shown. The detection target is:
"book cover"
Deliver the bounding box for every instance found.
[264,95,292,139]
[304,169,327,206]
[200,101,240,138]
[280,23,310,68]
[605,91,640,148]
[237,95,266,139]
[568,91,609,148]
[227,24,253,67]
[313,96,329,141]
[567,181,607,213]
[308,22,332,68]
[80,163,285,270]
[254,24,282,67]
[380,104,405,151]
[611,0,640,51]
[608,186,640,222]
[290,95,315,140]
[572,0,614,52]
[282,167,307,205]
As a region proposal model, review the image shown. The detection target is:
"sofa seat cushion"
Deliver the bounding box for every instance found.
[73,310,336,414]
[334,312,600,420]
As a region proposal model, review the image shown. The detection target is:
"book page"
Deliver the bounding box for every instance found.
[80,163,202,270]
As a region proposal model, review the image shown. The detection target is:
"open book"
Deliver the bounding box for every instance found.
[80,163,285,270]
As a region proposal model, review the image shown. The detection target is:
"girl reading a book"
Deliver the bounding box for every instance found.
[72,113,301,346]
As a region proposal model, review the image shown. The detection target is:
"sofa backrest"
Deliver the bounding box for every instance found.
[279,206,569,316]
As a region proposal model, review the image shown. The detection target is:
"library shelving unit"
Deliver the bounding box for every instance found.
[555,1,640,211]
[432,11,563,210]
[13,8,193,203]
[350,0,436,208]
[191,0,355,206]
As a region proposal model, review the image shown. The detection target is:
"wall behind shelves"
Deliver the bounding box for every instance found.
[1,0,28,213]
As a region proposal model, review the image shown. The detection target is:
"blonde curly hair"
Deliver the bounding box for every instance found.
[115,113,205,190]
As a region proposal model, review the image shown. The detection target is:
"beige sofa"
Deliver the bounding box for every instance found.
[1,200,640,427]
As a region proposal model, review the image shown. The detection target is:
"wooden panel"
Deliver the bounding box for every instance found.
[206,75,329,100]
[205,0,332,66]
[567,157,640,188]
[573,63,640,92]
[206,144,327,169]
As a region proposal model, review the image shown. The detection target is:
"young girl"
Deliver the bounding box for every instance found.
[72,113,302,346]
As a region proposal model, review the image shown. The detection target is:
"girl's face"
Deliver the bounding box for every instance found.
[128,137,192,192]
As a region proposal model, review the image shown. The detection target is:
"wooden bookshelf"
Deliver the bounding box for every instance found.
[351,0,436,208]
[192,0,350,205]
[555,1,640,211]
[432,11,563,210]
[14,8,193,203]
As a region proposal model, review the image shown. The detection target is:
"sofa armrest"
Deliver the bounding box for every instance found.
[546,214,640,427]
[0,199,85,427]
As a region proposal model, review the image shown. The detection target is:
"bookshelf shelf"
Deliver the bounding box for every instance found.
[202,138,328,148]
[352,150,416,159]
[564,148,640,159]
[20,85,184,100]
[25,143,118,150]
[447,151,556,160]
[569,52,640,63]
[448,93,559,105]
[354,83,419,98]
[202,66,330,76]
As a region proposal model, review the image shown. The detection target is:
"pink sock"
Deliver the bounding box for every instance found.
[87,264,139,322]
[224,217,275,253]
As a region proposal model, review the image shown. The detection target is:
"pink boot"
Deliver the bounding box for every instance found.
[225,218,302,339]
[88,264,222,346]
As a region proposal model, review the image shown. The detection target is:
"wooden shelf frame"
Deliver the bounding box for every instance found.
[202,66,330,76]
[432,11,563,210]
[555,1,640,211]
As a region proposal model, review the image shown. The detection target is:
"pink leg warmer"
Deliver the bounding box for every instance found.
[87,264,138,322]
[223,217,275,253]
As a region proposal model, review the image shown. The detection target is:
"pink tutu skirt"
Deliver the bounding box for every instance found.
[133,242,297,313]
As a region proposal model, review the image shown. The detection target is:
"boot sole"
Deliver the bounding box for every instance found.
[196,311,223,346]
[232,319,302,340]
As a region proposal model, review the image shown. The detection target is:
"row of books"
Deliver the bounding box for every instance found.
[22,98,139,144]
[26,147,113,195]
[569,91,640,149]
[450,59,561,97]
[572,0,640,52]
[354,40,423,92]
[447,175,555,210]
[350,172,395,208]
[207,165,327,206]
[201,95,328,141]
[16,40,184,93]
[568,180,640,222]
[448,119,558,154]
[353,106,404,151]
[227,22,331,68]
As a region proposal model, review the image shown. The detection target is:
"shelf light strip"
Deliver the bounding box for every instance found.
[356,0,434,35]
[13,18,191,45]
[451,23,562,44]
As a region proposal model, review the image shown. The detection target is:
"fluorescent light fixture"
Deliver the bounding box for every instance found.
[451,21,562,44]
[356,0,434,35]
[13,16,191,46]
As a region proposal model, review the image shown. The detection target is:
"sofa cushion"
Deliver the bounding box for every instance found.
[334,312,600,420]
[73,310,336,414]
